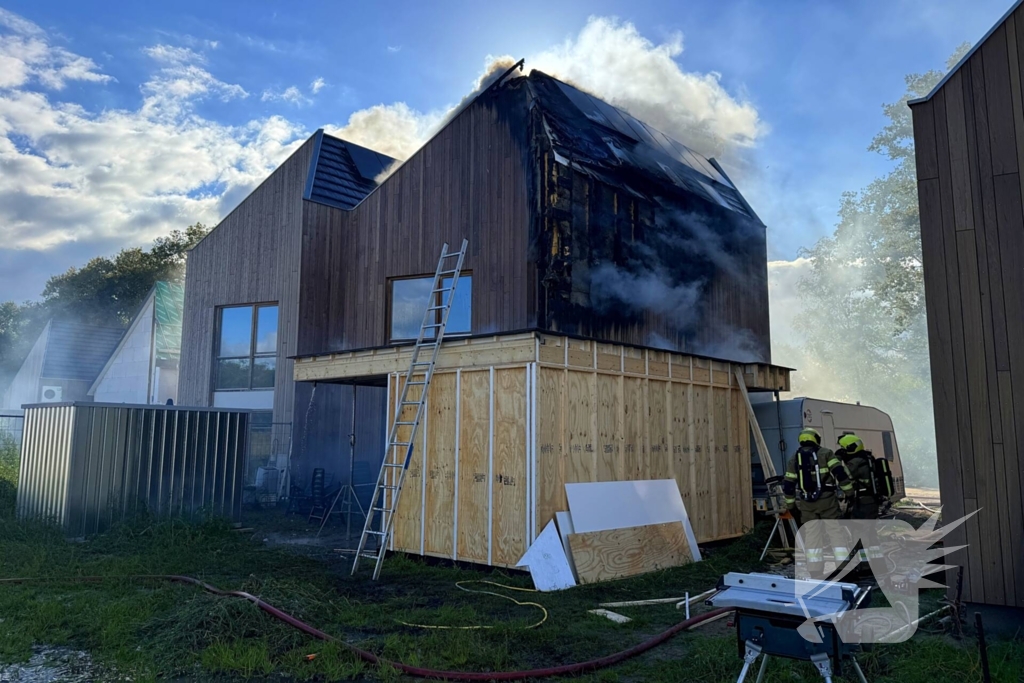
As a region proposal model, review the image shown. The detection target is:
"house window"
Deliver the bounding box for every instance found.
[216,304,278,390]
[389,275,471,342]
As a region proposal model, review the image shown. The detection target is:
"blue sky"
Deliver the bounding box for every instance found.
[0,0,1013,304]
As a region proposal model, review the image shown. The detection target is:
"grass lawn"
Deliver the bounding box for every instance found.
[1,442,1021,682]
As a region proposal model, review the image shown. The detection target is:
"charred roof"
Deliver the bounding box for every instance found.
[520,70,760,223]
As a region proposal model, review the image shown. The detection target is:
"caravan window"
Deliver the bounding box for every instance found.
[882,431,895,461]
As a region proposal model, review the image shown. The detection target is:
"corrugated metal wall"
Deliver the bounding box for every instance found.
[16,403,248,535]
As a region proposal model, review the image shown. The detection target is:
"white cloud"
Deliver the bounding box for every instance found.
[143,44,206,65]
[0,10,111,91]
[387,45,401,53]
[0,12,306,269]
[0,7,44,36]
[328,17,763,165]
[0,10,766,303]
[261,85,310,106]
[528,17,764,159]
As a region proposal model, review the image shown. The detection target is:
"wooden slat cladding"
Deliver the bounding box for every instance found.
[179,137,314,428]
[911,10,1024,608]
[297,91,533,356]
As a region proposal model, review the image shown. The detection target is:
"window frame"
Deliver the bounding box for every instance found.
[387,272,472,343]
[214,302,279,392]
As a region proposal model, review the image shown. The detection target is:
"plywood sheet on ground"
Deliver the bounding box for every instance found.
[568,521,694,584]
[492,367,527,566]
[564,479,700,560]
[457,370,490,563]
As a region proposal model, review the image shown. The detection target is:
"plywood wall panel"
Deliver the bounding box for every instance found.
[425,372,457,557]
[391,375,423,554]
[648,381,670,480]
[566,370,595,484]
[623,377,644,480]
[492,368,527,566]
[596,374,622,481]
[536,367,565,535]
[457,370,491,563]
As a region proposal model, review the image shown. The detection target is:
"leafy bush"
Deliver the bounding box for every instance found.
[0,433,19,517]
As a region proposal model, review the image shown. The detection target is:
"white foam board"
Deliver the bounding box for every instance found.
[565,479,702,561]
[554,511,579,581]
[516,520,577,591]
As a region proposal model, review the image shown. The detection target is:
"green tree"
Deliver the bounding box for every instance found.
[0,224,208,391]
[794,46,970,488]
[42,224,207,327]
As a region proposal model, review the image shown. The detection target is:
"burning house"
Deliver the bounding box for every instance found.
[179,68,789,568]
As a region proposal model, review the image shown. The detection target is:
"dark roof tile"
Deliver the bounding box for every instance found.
[305,133,395,211]
[41,320,123,382]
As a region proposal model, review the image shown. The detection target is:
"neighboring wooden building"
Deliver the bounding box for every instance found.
[0,321,123,411]
[89,281,185,406]
[910,0,1024,609]
[180,69,788,566]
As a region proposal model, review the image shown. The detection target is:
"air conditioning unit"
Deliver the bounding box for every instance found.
[40,386,62,402]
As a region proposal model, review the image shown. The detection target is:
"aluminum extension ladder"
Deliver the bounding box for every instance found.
[351,239,469,579]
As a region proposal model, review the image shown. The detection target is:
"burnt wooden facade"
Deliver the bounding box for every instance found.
[180,71,774,498]
[296,73,770,363]
[910,1,1024,608]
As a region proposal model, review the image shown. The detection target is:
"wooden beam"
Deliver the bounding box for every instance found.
[294,335,536,381]
[734,368,776,480]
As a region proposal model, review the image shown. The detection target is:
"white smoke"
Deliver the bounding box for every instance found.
[528,17,764,160]
[327,17,763,165]
[589,262,704,330]
[325,102,444,163]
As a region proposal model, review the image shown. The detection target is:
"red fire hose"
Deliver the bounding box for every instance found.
[1,575,732,681]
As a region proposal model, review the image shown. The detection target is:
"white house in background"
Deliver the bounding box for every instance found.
[1,320,124,411]
[89,281,185,405]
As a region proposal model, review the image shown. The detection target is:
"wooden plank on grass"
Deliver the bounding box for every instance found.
[568,521,694,584]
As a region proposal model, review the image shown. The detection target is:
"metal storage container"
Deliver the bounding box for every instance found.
[16,402,249,535]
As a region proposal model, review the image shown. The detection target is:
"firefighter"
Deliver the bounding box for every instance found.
[837,433,881,519]
[783,428,855,578]
[837,433,885,569]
